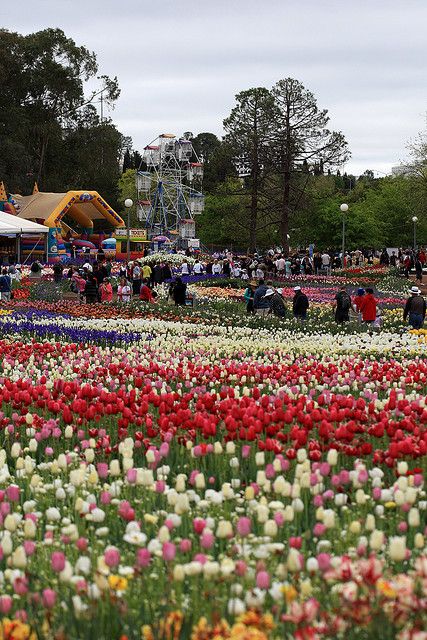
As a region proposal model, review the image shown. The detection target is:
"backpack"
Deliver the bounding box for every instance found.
[339,292,351,310]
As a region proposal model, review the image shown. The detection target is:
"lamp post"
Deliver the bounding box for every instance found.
[340,203,349,268]
[124,198,133,261]
[412,216,418,252]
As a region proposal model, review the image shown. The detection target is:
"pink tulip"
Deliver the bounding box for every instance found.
[13,576,28,595]
[104,548,120,567]
[162,542,176,562]
[76,538,88,552]
[179,539,192,553]
[159,442,169,457]
[136,548,151,567]
[313,523,326,537]
[51,551,66,573]
[0,595,12,614]
[236,517,251,537]
[155,480,165,493]
[193,518,206,535]
[97,463,109,479]
[256,570,270,589]
[6,485,20,502]
[200,531,214,549]
[193,553,207,565]
[23,541,36,556]
[235,560,247,576]
[317,553,331,571]
[42,589,56,609]
[127,468,137,484]
[265,464,275,479]
[100,491,111,505]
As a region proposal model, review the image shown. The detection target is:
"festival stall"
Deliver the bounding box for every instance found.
[0,210,49,263]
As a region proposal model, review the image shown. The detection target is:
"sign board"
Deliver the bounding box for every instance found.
[188,238,200,248]
[114,228,147,241]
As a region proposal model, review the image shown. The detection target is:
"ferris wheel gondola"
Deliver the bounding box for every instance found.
[136,133,204,244]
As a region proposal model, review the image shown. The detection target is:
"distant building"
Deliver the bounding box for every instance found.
[392,164,416,177]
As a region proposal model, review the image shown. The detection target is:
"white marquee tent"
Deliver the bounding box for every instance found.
[0,211,48,262]
[0,211,49,235]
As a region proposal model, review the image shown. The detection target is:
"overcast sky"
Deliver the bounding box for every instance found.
[2,0,427,175]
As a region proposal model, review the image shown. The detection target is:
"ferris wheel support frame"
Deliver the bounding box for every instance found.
[136,134,204,241]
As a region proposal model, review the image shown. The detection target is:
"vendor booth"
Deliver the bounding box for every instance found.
[113,228,150,260]
[0,211,49,264]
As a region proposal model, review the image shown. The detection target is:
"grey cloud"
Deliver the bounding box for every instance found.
[2,0,427,174]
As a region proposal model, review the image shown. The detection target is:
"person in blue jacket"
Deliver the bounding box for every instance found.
[253,279,269,316]
[0,268,11,302]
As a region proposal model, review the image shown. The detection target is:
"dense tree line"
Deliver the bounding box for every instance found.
[0,28,127,209]
[193,79,427,252]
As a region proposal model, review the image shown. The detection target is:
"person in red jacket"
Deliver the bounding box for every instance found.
[139,279,155,303]
[359,287,377,324]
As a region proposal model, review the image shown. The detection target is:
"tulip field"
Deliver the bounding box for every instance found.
[0,270,426,640]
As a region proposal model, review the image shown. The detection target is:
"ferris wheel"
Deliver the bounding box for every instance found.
[136,133,204,243]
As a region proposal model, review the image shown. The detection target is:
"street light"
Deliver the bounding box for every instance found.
[340,203,349,268]
[412,216,418,252]
[124,198,133,261]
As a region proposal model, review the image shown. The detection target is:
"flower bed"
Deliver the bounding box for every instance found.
[0,270,424,639]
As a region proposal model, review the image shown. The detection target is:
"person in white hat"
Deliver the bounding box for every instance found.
[403,286,426,329]
[292,286,309,320]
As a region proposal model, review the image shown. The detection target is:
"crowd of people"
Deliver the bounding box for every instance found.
[1,246,426,329]
[59,257,190,307]
[243,278,426,329]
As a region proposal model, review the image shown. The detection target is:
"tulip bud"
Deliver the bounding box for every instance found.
[158,526,170,543]
[255,452,265,466]
[397,461,408,475]
[109,460,120,477]
[173,564,185,581]
[226,442,235,455]
[216,520,233,538]
[306,557,319,573]
[349,520,361,535]
[29,439,38,453]
[414,533,424,548]
[11,546,27,569]
[389,536,406,561]
[323,510,335,529]
[214,442,223,455]
[264,519,278,537]
[369,529,384,551]
[327,449,338,466]
[1,533,13,555]
[85,449,95,463]
[244,486,255,500]
[4,514,17,533]
[175,474,186,492]
[287,548,303,572]
[24,519,36,539]
[11,443,21,458]
[195,474,205,490]
[146,450,155,464]
[137,469,153,486]
[256,505,269,523]
[175,494,190,515]
[408,508,420,527]
[297,449,307,462]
